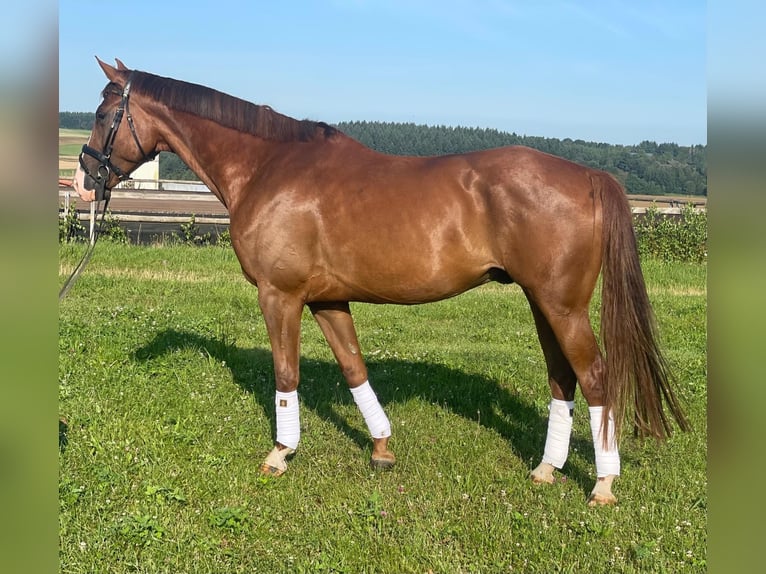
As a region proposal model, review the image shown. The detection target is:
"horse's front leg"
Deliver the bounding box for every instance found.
[310,302,395,470]
[257,288,305,477]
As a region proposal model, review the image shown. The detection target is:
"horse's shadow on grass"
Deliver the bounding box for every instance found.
[134,328,596,494]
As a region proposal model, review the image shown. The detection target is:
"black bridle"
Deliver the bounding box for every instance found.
[78,72,155,202]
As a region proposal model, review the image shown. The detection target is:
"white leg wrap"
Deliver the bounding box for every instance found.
[589,406,620,477]
[350,381,391,439]
[275,390,300,450]
[542,399,575,469]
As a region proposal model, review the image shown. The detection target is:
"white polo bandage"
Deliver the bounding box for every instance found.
[350,381,391,439]
[275,390,300,450]
[542,398,575,469]
[589,406,620,477]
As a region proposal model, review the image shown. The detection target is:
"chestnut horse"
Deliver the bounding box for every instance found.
[73,59,687,505]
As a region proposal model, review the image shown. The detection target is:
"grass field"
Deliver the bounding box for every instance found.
[58,243,706,573]
[59,129,89,178]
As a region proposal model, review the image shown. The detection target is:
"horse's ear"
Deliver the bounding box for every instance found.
[95,56,120,82]
[115,58,129,71]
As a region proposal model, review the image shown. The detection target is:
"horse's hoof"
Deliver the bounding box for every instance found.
[370,437,395,470]
[586,492,618,506]
[586,475,618,506]
[370,452,396,471]
[530,462,556,484]
[530,473,555,485]
[259,463,286,477]
[259,446,294,477]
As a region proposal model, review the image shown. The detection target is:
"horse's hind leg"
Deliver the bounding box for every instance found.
[309,302,395,469]
[526,298,578,485]
[526,291,619,506]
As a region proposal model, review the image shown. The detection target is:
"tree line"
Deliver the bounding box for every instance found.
[60,112,706,196]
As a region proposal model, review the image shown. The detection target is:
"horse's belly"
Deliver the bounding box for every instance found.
[308,253,495,304]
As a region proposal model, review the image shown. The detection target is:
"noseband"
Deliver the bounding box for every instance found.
[79,72,155,201]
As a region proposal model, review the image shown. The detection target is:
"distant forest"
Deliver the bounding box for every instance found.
[60,112,706,196]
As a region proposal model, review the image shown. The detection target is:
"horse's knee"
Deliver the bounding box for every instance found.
[274,368,299,393]
[342,364,368,387]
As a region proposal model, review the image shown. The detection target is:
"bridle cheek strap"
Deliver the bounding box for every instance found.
[78,72,155,201]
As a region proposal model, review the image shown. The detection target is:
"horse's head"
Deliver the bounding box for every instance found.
[73,58,159,202]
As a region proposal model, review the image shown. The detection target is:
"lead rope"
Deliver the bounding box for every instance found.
[58,196,110,301]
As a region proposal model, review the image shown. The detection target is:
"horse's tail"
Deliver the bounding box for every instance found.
[596,172,689,443]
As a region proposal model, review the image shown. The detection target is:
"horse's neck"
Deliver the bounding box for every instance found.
[157,113,264,209]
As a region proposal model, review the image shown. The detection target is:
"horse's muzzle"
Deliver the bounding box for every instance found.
[72,164,94,202]
[78,146,115,202]
[82,170,109,202]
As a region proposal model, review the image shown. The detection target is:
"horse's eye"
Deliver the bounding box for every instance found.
[97,111,107,121]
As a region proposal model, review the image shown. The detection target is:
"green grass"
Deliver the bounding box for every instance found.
[59,129,89,157]
[59,243,707,573]
[60,144,85,157]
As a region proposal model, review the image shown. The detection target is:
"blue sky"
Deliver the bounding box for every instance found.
[58,1,706,146]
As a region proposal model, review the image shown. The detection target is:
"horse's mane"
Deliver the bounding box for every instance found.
[123,71,340,143]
